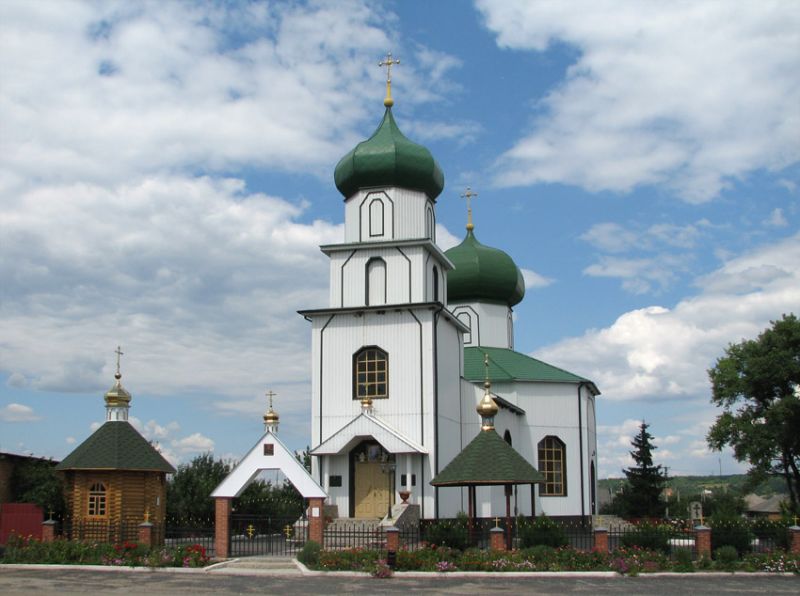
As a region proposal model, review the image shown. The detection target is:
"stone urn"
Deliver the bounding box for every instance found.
[398,490,411,504]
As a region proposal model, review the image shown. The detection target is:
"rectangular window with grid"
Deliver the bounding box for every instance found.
[354,347,388,399]
[538,437,566,496]
[88,482,107,516]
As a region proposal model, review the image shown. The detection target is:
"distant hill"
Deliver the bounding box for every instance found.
[599,474,786,498]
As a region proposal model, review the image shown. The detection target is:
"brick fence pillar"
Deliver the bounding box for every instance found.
[308,497,325,545]
[214,497,232,559]
[138,522,154,548]
[695,524,711,559]
[490,527,506,551]
[385,526,399,568]
[789,525,800,554]
[593,527,608,553]
[41,519,57,543]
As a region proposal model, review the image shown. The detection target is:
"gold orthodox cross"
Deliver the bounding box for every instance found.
[266,390,276,410]
[461,187,478,231]
[246,524,255,539]
[284,524,293,538]
[115,345,124,375]
[379,52,400,107]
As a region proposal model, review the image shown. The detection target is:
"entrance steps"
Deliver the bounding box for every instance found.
[326,517,382,532]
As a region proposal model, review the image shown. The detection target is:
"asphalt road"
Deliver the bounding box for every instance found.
[0,568,798,596]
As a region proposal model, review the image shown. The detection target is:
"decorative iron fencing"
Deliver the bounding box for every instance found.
[229,514,307,556]
[61,518,156,545]
[164,525,215,556]
[323,522,386,550]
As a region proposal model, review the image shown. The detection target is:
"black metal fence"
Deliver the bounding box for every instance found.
[229,514,307,556]
[164,525,215,556]
[323,522,386,550]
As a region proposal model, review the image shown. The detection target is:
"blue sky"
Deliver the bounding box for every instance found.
[1,0,798,479]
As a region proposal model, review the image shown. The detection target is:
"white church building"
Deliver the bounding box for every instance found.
[301,81,599,522]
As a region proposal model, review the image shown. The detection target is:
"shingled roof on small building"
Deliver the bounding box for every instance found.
[55,421,175,474]
[430,429,543,487]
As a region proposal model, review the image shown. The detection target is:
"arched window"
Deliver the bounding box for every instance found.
[457,312,472,345]
[426,205,435,241]
[503,430,512,446]
[88,482,107,516]
[369,199,384,237]
[366,258,386,306]
[507,312,514,349]
[538,436,566,496]
[353,347,388,400]
[432,265,439,302]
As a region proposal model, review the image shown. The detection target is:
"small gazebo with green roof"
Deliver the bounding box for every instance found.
[431,356,544,547]
[56,348,174,543]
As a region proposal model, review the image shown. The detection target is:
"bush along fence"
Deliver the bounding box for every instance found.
[298,517,800,573]
[297,519,800,575]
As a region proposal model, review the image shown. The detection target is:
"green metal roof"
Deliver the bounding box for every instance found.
[334,108,444,200]
[430,429,544,486]
[464,347,596,390]
[55,421,175,473]
[445,230,525,306]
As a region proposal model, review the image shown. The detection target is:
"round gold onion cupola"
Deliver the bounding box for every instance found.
[476,355,498,430]
[104,346,131,408]
[263,390,279,431]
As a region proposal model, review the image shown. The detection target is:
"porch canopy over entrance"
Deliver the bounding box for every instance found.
[310,411,428,456]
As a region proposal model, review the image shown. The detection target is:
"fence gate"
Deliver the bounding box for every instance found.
[229,513,307,557]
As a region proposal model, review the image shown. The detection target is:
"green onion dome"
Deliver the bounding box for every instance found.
[334,108,444,200]
[446,230,525,307]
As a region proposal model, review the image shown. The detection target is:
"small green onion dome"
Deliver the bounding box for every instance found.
[334,108,444,200]
[446,230,525,307]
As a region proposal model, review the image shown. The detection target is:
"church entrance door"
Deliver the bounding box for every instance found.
[354,461,389,518]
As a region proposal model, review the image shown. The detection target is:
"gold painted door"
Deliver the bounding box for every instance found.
[354,462,389,518]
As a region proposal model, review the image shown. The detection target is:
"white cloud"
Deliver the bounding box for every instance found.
[763,208,788,228]
[172,432,215,454]
[66,436,76,445]
[0,403,41,422]
[435,223,461,251]
[521,268,553,289]
[478,0,800,202]
[535,232,800,402]
[0,176,342,398]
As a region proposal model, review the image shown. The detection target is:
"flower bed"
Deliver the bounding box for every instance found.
[305,543,800,575]
[0,534,210,567]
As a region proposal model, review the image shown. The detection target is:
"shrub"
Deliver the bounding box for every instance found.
[672,546,694,572]
[710,516,753,555]
[714,545,739,570]
[296,540,321,566]
[619,523,671,553]
[423,516,469,550]
[518,516,568,548]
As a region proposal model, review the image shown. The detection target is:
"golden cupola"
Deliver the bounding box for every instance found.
[105,346,131,421]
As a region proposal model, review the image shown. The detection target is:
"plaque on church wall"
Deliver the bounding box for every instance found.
[263,443,274,456]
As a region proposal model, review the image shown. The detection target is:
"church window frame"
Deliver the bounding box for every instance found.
[369,198,384,237]
[456,311,472,345]
[87,481,107,517]
[353,346,389,400]
[365,257,387,306]
[538,436,567,496]
[432,265,440,302]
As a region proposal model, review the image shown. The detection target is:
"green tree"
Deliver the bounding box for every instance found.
[707,314,800,514]
[10,459,65,518]
[166,453,231,523]
[620,421,666,518]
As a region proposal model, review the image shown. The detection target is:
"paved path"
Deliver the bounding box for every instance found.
[0,566,797,595]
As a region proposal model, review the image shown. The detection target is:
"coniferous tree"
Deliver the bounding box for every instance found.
[621,421,666,518]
